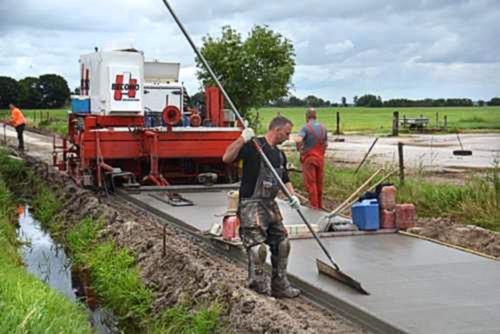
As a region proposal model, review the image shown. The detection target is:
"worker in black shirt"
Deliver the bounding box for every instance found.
[223,116,301,298]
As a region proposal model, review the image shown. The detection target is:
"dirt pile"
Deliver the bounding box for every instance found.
[23,155,368,333]
[410,217,500,258]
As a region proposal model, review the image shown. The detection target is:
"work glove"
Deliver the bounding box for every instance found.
[288,195,300,209]
[241,127,255,143]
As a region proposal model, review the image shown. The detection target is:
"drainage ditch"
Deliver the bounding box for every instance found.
[16,205,118,334]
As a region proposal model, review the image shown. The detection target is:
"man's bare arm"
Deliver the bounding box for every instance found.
[222,137,245,164]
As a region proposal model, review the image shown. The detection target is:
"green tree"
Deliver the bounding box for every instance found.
[18,77,42,108]
[38,74,70,108]
[0,76,20,108]
[341,96,347,107]
[488,97,500,106]
[356,94,383,107]
[196,25,295,118]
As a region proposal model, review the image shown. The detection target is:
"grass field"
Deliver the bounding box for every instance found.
[2,106,500,136]
[254,106,500,134]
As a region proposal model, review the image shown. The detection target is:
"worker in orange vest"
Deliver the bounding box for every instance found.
[8,103,27,150]
[295,108,328,209]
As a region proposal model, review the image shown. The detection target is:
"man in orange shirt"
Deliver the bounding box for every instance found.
[9,103,26,150]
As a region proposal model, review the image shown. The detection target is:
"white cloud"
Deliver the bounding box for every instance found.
[325,40,354,55]
[1,0,499,101]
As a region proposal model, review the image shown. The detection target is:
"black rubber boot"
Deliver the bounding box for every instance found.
[247,244,269,295]
[271,251,301,298]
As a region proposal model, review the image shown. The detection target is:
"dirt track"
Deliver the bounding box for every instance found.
[325,133,500,172]
[281,133,500,173]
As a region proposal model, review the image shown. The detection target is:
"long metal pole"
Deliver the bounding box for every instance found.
[355,137,379,174]
[161,0,245,126]
[161,0,343,272]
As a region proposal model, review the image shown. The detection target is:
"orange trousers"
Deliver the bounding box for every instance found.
[302,157,324,209]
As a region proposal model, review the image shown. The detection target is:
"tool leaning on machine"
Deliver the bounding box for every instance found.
[161,0,368,295]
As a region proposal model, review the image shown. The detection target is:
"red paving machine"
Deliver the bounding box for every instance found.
[53,49,241,190]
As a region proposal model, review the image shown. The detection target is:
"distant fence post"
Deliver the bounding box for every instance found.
[435,112,439,128]
[392,111,399,136]
[398,142,405,185]
[336,112,340,135]
[444,115,448,131]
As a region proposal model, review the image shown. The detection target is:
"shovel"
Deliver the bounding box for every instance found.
[162,0,368,295]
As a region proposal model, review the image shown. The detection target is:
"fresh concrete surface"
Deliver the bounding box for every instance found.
[290,234,500,334]
[131,190,500,334]
[131,190,325,231]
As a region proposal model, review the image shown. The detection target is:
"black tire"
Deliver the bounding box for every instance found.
[453,150,472,156]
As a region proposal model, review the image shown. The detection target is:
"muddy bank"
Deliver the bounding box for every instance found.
[411,218,500,258]
[21,154,369,333]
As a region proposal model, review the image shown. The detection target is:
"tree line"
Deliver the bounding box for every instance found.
[268,94,500,108]
[0,74,70,109]
[353,94,500,107]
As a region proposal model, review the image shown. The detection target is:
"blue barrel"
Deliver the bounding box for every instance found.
[351,199,380,231]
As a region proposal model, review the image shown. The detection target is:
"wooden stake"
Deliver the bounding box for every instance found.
[392,111,399,136]
[398,142,405,185]
[162,225,166,257]
[336,112,340,135]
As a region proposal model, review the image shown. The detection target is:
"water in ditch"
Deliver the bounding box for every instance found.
[16,206,118,333]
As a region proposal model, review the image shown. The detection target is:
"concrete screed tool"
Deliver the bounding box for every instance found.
[161,0,369,295]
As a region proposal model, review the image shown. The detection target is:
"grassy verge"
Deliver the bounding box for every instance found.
[0,148,222,333]
[289,156,500,231]
[0,168,92,333]
[255,106,500,134]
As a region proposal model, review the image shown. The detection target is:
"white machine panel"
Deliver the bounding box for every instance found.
[79,50,144,115]
[144,61,180,83]
[143,83,183,113]
[109,66,142,112]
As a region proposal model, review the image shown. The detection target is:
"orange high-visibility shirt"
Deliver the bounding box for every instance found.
[10,108,26,127]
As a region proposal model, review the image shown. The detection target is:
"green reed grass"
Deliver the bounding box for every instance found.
[0,173,92,334]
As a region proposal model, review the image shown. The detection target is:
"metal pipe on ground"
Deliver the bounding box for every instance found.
[355,137,379,174]
[161,0,368,295]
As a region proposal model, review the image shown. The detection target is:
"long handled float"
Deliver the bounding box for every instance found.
[161,0,369,295]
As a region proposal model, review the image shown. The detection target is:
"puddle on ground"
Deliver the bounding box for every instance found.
[16,206,118,334]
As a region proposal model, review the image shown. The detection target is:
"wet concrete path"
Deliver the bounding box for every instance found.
[126,189,500,334]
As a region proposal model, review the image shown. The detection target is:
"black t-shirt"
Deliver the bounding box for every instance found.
[236,137,290,198]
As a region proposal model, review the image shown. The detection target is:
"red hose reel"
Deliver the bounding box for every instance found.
[162,105,181,126]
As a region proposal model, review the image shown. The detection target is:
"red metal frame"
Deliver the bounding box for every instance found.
[205,86,225,127]
[54,91,241,188]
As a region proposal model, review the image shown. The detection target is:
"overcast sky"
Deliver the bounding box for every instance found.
[1,0,499,103]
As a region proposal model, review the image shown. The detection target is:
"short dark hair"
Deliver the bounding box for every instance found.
[268,116,293,130]
[306,107,316,120]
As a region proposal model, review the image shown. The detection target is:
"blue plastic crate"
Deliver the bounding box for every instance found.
[71,96,90,113]
[351,199,380,231]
